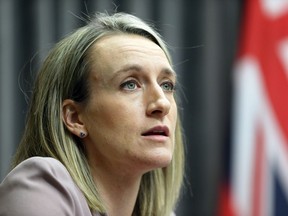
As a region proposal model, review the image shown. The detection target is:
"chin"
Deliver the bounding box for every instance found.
[129,147,173,174]
[144,150,173,170]
[158,156,173,168]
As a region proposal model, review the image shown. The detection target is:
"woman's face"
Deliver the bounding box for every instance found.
[80,34,177,176]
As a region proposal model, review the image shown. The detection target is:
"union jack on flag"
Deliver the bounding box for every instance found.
[219,0,288,215]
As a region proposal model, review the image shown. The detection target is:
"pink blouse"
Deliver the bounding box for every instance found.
[0,157,100,216]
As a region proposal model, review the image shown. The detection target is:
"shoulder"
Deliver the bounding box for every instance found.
[8,156,69,177]
[0,157,92,216]
[1,157,73,194]
[10,156,71,180]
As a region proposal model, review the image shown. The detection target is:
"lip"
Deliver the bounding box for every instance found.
[141,125,170,138]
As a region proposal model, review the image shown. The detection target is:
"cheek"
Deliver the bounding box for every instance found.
[170,102,178,141]
[170,102,178,123]
[85,100,139,136]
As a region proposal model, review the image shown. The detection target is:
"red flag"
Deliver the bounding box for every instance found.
[219,0,288,215]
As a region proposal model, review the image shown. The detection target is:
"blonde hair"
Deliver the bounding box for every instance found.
[13,12,185,216]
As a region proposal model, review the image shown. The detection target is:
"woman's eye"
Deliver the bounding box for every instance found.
[120,80,139,90]
[161,82,175,92]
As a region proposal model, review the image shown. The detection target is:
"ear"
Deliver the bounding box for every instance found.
[62,99,87,138]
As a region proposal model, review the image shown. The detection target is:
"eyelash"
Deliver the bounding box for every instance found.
[160,81,176,92]
[120,80,140,90]
[120,79,176,92]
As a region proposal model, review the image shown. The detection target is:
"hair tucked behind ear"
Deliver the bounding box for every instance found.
[12,12,185,216]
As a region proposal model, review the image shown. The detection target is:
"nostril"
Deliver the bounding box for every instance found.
[151,109,163,115]
[146,97,171,117]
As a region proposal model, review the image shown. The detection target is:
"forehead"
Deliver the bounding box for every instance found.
[89,34,173,77]
[92,33,166,57]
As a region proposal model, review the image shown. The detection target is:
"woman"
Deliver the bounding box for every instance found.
[0,12,185,216]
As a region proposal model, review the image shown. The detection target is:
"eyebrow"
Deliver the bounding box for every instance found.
[113,64,177,78]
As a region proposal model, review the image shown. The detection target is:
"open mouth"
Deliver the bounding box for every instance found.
[141,126,169,137]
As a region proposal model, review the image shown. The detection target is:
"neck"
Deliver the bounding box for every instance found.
[92,166,142,216]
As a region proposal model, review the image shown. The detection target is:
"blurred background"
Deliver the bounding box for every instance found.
[1,0,288,215]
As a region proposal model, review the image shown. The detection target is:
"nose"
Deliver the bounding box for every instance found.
[146,84,171,118]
